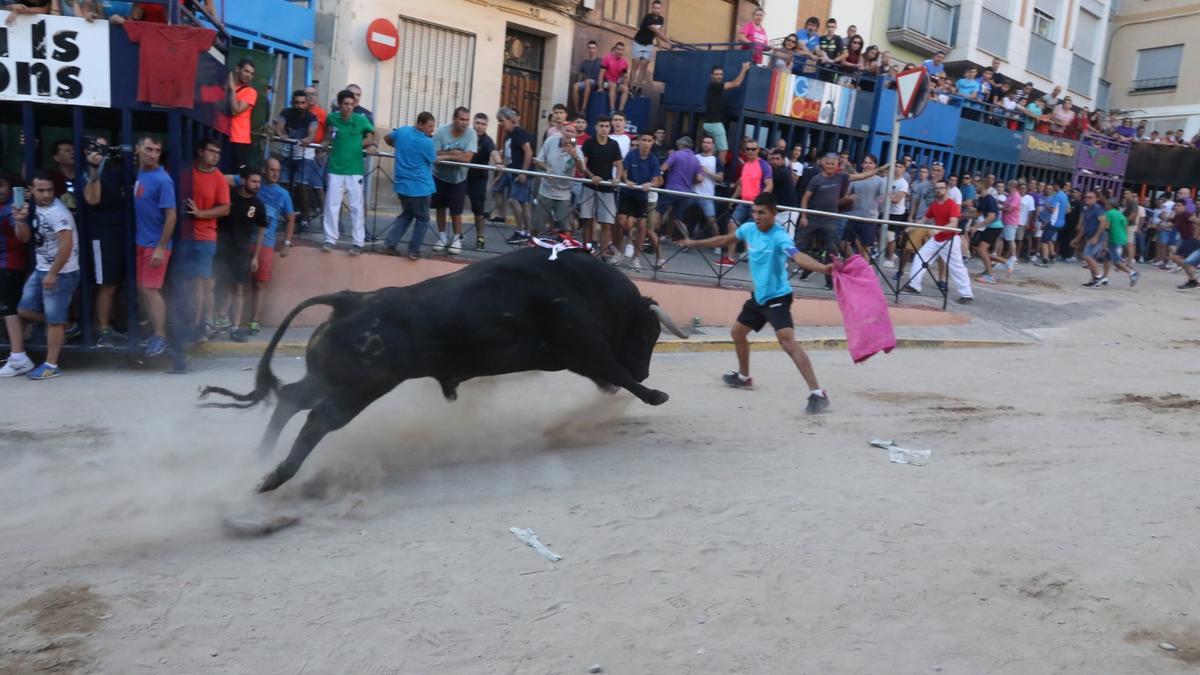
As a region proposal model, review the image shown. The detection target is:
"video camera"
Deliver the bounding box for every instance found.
[83,137,128,159]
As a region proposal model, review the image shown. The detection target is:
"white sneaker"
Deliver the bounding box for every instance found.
[434,237,448,253]
[632,257,642,271]
[882,258,896,269]
[624,244,634,258]
[609,250,623,266]
[0,357,33,377]
[448,237,462,255]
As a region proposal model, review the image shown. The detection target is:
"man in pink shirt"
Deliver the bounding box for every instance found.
[1000,180,1022,271]
[600,42,631,112]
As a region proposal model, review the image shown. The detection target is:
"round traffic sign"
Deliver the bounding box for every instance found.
[366,19,399,61]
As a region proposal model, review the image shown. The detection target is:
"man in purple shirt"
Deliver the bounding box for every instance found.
[656,136,701,239]
[1176,187,1195,215]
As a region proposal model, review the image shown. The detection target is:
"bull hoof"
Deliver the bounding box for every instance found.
[256,470,283,493]
[644,389,669,406]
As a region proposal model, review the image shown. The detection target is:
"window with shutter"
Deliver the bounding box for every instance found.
[393,18,476,129]
[1132,45,1182,92]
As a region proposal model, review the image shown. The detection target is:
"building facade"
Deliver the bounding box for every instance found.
[872,0,1110,107]
[1103,0,1200,137]
[312,0,576,139]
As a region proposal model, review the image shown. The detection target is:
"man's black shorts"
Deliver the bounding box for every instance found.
[736,293,794,332]
[467,178,488,215]
[978,227,1002,248]
[431,177,468,216]
[617,193,649,219]
[91,231,125,286]
[0,269,26,317]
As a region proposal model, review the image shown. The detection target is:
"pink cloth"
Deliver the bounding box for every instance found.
[832,255,896,363]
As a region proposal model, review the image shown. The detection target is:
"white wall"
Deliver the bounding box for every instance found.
[317,0,574,138]
[830,0,875,41]
[762,0,799,40]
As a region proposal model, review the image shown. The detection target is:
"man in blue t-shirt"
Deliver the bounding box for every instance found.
[132,136,177,358]
[956,67,981,99]
[247,158,297,334]
[680,193,833,414]
[922,51,945,78]
[384,111,437,259]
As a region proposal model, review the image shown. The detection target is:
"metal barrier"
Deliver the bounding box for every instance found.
[261,136,959,308]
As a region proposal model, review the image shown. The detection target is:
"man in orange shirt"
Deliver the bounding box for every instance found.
[304,84,328,230]
[229,59,257,170]
[181,139,231,338]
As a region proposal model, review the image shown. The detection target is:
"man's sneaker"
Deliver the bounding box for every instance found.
[0,357,34,377]
[722,371,753,389]
[228,328,249,343]
[144,335,167,357]
[624,244,635,258]
[1005,258,1016,276]
[901,284,921,294]
[246,321,261,336]
[95,328,117,349]
[1178,279,1198,289]
[322,242,334,252]
[27,363,62,380]
[432,238,448,254]
[882,257,896,269]
[1098,276,1109,286]
[976,274,997,284]
[716,256,737,267]
[799,269,813,280]
[936,281,948,293]
[349,245,363,256]
[956,296,974,305]
[213,316,232,330]
[475,235,486,250]
[1082,279,1100,288]
[505,231,529,245]
[1129,270,1140,287]
[1034,260,1049,268]
[62,322,82,342]
[1029,255,1040,263]
[805,392,831,415]
[631,257,642,271]
[448,238,463,255]
[487,215,507,224]
[609,250,623,266]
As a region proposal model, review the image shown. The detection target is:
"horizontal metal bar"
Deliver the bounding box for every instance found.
[258,134,960,233]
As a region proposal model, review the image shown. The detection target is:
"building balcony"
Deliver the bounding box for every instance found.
[887,0,959,56]
[214,0,315,48]
[1129,76,1178,93]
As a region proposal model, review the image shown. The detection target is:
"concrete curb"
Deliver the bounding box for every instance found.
[194,336,1031,358]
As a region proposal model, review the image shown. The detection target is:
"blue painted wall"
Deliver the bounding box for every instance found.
[215,0,314,47]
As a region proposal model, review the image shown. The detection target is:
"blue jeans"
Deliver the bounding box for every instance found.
[387,195,431,254]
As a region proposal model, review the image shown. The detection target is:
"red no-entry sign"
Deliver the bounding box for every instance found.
[366,19,399,61]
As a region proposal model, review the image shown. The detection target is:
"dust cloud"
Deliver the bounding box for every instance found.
[0,372,632,548]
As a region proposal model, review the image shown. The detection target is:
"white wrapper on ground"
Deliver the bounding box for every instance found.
[510,527,563,562]
[870,439,932,466]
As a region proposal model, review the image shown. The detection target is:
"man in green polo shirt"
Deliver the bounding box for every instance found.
[1099,197,1140,287]
[322,89,376,254]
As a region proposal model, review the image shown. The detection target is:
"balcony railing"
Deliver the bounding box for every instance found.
[977,9,1010,58]
[1130,76,1178,93]
[887,0,959,55]
[1027,33,1054,78]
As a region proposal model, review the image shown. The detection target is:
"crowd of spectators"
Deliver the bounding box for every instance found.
[2,0,220,25]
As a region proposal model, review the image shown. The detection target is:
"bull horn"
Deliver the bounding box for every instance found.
[650,304,689,339]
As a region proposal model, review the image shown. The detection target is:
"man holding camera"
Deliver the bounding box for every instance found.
[82,137,127,348]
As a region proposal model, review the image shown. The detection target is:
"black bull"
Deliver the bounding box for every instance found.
[200,248,688,493]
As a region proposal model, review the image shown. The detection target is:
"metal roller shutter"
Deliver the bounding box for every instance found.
[392,17,476,129]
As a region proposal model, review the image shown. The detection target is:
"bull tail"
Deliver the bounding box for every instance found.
[199,291,363,409]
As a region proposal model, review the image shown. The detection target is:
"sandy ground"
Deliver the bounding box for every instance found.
[1,268,1199,674]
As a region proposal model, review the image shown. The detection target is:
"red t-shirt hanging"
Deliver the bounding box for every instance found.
[124,22,217,109]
